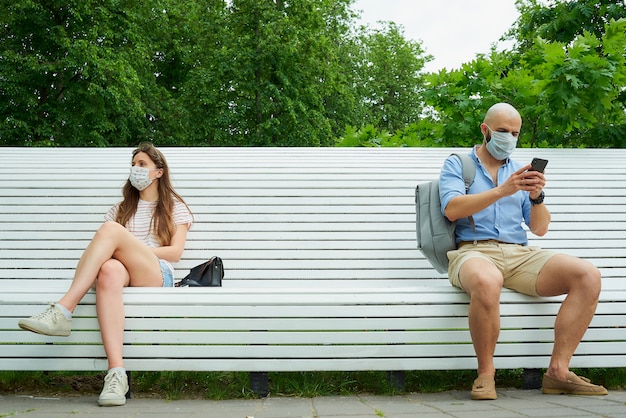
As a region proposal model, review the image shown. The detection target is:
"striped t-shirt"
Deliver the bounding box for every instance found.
[104,199,193,273]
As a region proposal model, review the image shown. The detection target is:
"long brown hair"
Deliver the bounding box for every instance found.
[116,143,192,246]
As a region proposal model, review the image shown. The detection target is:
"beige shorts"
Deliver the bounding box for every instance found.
[447,241,558,296]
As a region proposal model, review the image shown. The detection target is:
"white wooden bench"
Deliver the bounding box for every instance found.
[1,147,626,396]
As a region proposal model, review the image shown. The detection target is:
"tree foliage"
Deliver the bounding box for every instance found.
[351,22,431,132]
[1,0,432,147]
[2,0,626,148]
[181,0,354,146]
[511,0,626,49]
[420,1,626,149]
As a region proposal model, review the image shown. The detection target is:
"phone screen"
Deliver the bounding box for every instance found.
[530,158,548,173]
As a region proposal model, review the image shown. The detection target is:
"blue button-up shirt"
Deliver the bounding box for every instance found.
[439,147,531,245]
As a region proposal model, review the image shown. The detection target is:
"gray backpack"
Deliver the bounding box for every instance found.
[415,153,475,273]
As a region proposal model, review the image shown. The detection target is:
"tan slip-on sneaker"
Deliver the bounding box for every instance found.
[471,375,497,400]
[542,372,608,396]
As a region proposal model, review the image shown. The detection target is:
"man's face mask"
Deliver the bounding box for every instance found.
[485,126,517,160]
[129,166,154,191]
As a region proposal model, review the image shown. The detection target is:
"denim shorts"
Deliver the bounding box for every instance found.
[159,259,174,287]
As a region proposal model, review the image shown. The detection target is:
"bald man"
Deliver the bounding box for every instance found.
[439,103,607,400]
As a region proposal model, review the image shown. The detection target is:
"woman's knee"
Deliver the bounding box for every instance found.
[94,221,126,240]
[95,259,128,291]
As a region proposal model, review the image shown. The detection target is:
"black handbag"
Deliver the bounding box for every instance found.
[175,256,224,287]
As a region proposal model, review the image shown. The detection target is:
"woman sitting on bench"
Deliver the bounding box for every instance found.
[18,142,193,407]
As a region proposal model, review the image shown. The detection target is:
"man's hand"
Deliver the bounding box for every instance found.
[501,164,545,199]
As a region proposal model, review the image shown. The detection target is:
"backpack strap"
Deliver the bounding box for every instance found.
[450,153,477,243]
[452,153,475,193]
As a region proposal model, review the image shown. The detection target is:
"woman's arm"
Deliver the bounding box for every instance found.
[152,223,191,262]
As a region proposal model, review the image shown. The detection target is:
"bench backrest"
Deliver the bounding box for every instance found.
[1,147,626,291]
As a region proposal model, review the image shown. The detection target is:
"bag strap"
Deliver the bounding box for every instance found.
[450,153,477,241]
[452,153,475,192]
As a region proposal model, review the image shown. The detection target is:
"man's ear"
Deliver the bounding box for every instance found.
[480,123,490,141]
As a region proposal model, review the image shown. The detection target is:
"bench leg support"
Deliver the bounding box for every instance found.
[386,371,406,392]
[522,368,542,389]
[250,372,269,397]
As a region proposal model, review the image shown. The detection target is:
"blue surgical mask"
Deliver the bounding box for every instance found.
[485,126,517,160]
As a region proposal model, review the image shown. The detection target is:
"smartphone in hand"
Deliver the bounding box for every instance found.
[529,158,548,173]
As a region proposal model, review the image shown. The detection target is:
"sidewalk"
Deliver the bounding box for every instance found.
[2,389,626,418]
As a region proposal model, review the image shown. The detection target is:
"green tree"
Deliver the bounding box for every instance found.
[511,0,626,50]
[182,0,355,146]
[334,20,434,147]
[508,0,626,147]
[352,22,432,132]
[0,1,166,146]
[424,12,626,148]
[0,0,437,147]
[138,1,219,146]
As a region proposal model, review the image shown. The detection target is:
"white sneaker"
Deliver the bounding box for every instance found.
[98,369,129,406]
[18,304,71,336]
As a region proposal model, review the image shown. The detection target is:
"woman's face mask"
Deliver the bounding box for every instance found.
[485,126,517,160]
[129,166,155,191]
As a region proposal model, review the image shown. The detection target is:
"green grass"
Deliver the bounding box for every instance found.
[1,369,624,400]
